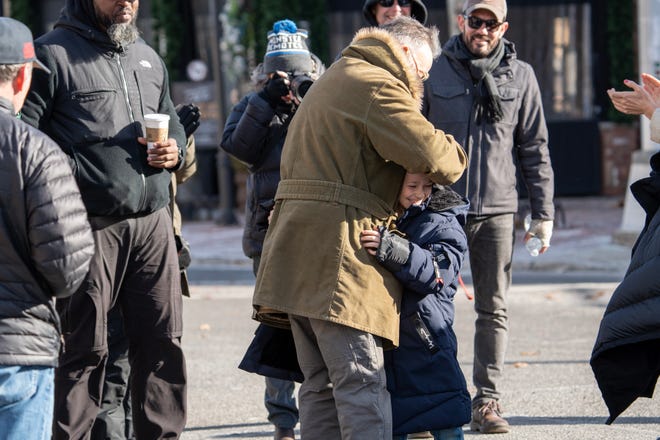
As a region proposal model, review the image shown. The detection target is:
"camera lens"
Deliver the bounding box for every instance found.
[290,75,314,101]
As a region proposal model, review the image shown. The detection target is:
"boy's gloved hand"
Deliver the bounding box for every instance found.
[175,103,201,138]
[376,229,411,272]
[527,219,554,249]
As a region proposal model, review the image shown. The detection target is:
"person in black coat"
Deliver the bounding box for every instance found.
[591,74,660,424]
[0,17,94,440]
[361,173,472,439]
[220,19,324,440]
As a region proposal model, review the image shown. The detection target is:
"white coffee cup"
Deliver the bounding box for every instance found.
[144,113,170,149]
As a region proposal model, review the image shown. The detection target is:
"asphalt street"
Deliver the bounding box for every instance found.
[179,276,660,440]
[178,196,659,439]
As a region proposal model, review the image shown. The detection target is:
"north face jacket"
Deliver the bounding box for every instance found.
[21,0,186,217]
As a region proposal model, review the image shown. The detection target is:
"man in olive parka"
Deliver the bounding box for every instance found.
[253,17,467,439]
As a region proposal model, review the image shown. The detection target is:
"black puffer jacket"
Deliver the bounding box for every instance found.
[220,93,292,258]
[591,151,660,424]
[21,0,185,217]
[0,98,94,367]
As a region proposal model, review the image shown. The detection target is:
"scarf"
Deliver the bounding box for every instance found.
[443,35,506,124]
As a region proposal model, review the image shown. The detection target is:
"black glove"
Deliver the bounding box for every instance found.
[258,76,290,108]
[176,103,201,138]
[376,229,411,273]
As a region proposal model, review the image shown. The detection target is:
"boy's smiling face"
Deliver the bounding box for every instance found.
[399,173,432,209]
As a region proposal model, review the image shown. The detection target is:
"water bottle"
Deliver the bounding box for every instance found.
[523,214,543,257]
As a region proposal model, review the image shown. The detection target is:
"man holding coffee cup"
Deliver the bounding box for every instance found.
[21,0,188,438]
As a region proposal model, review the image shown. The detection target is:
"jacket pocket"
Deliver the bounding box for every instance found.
[428,85,472,123]
[411,312,440,354]
[496,86,519,125]
[68,88,120,142]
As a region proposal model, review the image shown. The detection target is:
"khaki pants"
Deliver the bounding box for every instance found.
[465,213,514,408]
[289,315,391,439]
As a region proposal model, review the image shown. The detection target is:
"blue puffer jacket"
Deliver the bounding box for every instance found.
[383,186,472,435]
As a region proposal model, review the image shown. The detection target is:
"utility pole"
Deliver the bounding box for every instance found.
[214,0,238,225]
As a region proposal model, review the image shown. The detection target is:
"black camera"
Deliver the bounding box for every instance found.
[290,74,314,101]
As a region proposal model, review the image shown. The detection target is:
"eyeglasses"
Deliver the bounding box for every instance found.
[464,15,503,31]
[378,0,411,7]
[409,51,429,81]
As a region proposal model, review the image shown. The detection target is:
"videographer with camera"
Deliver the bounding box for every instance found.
[220,19,324,440]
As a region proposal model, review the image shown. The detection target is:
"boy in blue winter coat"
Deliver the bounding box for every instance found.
[361,172,472,439]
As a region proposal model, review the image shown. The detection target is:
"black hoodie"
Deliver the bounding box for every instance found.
[21,0,186,217]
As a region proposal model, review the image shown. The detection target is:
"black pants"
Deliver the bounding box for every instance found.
[91,306,134,440]
[54,208,187,439]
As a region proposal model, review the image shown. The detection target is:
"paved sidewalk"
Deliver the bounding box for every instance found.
[182,196,635,278]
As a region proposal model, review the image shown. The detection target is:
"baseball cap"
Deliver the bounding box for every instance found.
[0,17,51,74]
[463,0,507,22]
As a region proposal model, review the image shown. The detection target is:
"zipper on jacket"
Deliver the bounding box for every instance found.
[412,313,439,354]
[465,86,473,204]
[116,53,147,211]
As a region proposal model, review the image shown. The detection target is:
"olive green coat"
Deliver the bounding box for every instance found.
[253,27,467,348]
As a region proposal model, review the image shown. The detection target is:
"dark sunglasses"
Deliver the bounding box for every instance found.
[465,15,503,31]
[378,0,412,7]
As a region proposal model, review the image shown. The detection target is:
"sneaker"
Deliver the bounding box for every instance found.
[470,400,510,434]
[408,432,433,439]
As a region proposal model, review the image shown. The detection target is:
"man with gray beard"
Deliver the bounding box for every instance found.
[21,1,188,439]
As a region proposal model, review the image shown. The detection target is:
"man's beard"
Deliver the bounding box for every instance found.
[107,21,139,46]
[97,8,139,46]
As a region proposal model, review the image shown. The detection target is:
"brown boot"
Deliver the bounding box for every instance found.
[274,427,295,440]
[470,400,510,434]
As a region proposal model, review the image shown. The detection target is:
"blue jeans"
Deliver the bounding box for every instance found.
[393,427,464,440]
[0,365,54,440]
[265,377,299,429]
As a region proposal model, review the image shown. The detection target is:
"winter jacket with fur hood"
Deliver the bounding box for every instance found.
[21,0,186,218]
[0,98,94,367]
[253,26,467,348]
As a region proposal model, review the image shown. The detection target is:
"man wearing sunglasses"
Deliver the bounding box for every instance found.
[422,0,555,434]
[363,0,428,26]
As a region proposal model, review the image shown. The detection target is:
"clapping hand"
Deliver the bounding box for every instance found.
[607,73,660,120]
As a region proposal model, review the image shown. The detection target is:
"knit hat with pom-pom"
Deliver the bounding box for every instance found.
[263,19,313,73]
